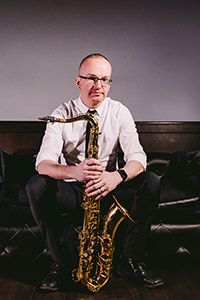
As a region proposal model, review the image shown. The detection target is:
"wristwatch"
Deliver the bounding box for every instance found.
[117,169,128,182]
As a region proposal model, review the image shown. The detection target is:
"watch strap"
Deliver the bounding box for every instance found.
[117,169,128,182]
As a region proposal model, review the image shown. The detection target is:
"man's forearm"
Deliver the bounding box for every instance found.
[37,158,104,182]
[37,160,77,180]
[85,160,145,200]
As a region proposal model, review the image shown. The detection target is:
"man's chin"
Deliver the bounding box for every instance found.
[90,94,105,103]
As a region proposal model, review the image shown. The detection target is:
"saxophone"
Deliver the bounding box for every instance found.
[39,113,133,293]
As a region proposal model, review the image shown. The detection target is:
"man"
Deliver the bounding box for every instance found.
[26,53,163,292]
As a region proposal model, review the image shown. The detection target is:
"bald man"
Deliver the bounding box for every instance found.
[26,53,163,292]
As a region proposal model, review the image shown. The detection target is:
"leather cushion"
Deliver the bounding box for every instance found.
[0,225,45,261]
[147,152,171,179]
[167,151,200,191]
[148,223,200,261]
[148,151,200,224]
[0,150,37,204]
[0,202,35,226]
[154,195,200,224]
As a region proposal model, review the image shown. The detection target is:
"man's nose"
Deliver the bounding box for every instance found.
[94,79,102,88]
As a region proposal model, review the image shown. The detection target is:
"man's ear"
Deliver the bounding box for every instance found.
[75,77,81,89]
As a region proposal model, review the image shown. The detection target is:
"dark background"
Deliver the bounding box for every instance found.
[0,0,200,121]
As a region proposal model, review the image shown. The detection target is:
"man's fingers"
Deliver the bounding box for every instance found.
[85,158,102,166]
[85,177,101,187]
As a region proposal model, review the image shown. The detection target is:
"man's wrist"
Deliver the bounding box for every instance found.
[117,169,128,182]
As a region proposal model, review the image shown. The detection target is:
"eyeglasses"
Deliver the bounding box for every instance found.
[79,75,112,86]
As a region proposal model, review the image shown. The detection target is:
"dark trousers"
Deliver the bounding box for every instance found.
[26,171,160,264]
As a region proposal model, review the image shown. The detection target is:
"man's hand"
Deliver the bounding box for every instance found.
[37,159,144,188]
[74,158,104,182]
[85,170,122,200]
[84,160,145,200]
[37,158,104,181]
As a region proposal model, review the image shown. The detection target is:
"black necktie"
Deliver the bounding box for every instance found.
[85,110,96,158]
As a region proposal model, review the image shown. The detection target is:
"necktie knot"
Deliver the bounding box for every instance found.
[88,109,96,114]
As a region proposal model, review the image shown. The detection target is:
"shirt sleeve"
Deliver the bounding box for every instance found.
[35,110,65,169]
[119,105,147,170]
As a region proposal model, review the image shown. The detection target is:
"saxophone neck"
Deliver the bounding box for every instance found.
[39,113,100,159]
[38,112,98,129]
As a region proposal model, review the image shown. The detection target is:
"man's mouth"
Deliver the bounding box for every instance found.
[89,90,104,96]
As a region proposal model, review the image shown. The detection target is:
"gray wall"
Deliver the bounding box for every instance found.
[0,0,200,121]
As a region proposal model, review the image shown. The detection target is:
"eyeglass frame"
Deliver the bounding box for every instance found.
[78,75,112,86]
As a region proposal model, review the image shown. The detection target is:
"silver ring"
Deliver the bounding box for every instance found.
[99,187,103,193]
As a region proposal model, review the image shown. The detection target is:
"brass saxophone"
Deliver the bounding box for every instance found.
[39,113,133,293]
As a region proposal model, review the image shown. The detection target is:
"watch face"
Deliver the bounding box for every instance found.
[118,169,128,181]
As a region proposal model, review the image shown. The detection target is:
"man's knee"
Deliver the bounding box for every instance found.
[138,171,160,204]
[26,174,55,203]
[141,171,160,192]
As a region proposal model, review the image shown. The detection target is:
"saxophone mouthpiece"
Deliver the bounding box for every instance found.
[38,116,56,123]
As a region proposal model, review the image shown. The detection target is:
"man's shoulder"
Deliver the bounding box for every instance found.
[51,98,78,117]
[107,97,130,112]
[106,97,134,123]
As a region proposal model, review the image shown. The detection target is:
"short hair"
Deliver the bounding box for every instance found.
[78,53,111,72]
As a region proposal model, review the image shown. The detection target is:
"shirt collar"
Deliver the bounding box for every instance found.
[77,97,88,113]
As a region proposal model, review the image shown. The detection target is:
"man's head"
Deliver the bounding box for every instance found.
[75,53,112,109]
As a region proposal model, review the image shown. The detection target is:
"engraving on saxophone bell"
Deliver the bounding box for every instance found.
[39,114,134,293]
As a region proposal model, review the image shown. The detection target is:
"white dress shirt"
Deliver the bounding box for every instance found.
[36,97,147,181]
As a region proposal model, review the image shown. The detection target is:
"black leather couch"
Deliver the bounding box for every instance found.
[0,121,200,267]
[146,150,200,264]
